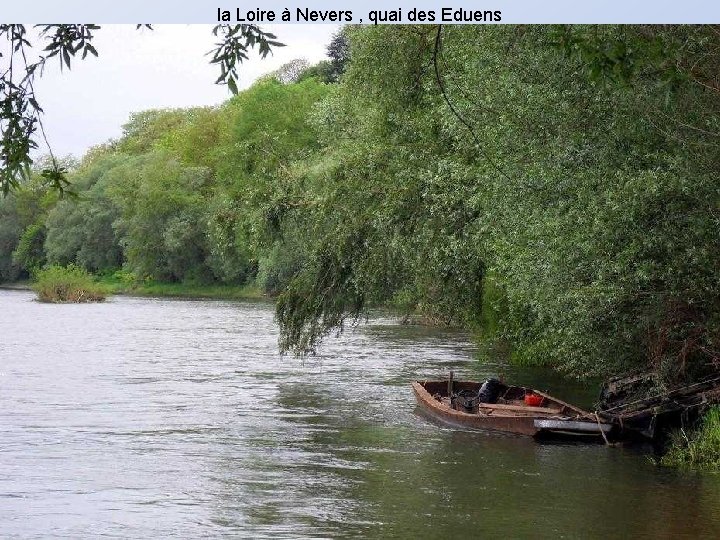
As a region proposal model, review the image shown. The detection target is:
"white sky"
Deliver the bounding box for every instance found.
[31,24,340,159]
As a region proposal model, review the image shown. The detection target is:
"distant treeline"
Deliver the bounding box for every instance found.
[1,26,718,381]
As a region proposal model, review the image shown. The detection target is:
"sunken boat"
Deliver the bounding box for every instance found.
[596,371,720,440]
[412,375,613,438]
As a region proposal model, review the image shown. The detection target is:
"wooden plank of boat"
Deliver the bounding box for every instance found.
[412,380,612,438]
[477,402,562,414]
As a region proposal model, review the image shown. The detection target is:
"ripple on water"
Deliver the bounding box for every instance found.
[1,289,720,538]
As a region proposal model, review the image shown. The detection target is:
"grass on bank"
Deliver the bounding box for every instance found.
[26,267,264,303]
[660,406,720,471]
[94,271,265,301]
[32,265,106,303]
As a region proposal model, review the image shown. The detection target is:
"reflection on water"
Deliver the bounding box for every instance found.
[1,290,718,538]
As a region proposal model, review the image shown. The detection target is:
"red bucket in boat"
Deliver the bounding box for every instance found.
[524,393,543,407]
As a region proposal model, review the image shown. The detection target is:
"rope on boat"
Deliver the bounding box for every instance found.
[595,411,612,446]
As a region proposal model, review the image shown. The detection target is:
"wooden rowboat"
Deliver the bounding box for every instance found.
[412,378,613,438]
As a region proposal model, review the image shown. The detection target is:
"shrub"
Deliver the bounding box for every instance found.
[32,264,106,303]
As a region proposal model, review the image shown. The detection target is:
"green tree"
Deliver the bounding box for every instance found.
[0,195,24,281]
[107,152,213,282]
[0,24,283,195]
[44,154,124,272]
[326,28,350,82]
[272,25,720,382]
[12,221,46,274]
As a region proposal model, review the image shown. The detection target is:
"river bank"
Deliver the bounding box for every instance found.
[95,275,266,301]
[0,281,31,290]
[1,276,266,302]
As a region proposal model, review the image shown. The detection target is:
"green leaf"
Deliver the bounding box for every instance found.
[227,77,238,95]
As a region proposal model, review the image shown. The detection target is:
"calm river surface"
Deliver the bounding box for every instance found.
[1,289,719,538]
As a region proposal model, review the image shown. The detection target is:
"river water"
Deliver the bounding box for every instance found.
[1,289,719,538]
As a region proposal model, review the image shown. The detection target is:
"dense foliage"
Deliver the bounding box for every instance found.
[1,25,718,382]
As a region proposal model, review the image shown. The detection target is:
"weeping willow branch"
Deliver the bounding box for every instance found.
[432,25,511,182]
